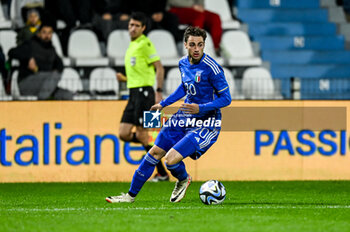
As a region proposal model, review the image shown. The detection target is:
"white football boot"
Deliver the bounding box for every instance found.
[105,193,135,203]
[170,175,192,202]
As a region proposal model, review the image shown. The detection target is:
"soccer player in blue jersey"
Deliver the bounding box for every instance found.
[106,26,232,203]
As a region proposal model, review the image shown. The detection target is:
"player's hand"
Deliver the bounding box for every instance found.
[180,103,199,114]
[150,103,163,111]
[116,72,127,82]
[155,92,162,103]
[28,58,38,72]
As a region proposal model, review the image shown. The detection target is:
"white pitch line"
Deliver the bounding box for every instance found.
[2,205,350,212]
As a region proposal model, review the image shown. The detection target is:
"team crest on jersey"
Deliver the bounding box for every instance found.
[195,71,202,83]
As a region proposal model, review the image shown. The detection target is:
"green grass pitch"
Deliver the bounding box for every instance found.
[1,181,350,232]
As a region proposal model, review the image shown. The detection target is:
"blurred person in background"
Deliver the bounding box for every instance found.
[97,0,181,43]
[10,0,44,27]
[130,0,182,42]
[168,0,223,55]
[92,0,128,41]
[44,0,109,54]
[9,23,73,100]
[16,8,41,45]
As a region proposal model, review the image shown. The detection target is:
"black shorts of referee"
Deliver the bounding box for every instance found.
[121,86,155,126]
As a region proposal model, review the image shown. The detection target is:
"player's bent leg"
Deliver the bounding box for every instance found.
[164,148,184,166]
[106,152,158,204]
[149,145,167,160]
[149,145,169,181]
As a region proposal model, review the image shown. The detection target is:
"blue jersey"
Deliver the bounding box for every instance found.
[160,53,231,119]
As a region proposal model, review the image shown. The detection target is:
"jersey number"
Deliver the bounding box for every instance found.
[193,128,210,138]
[184,83,196,96]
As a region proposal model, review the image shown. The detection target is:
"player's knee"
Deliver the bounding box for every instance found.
[164,148,185,166]
[149,146,166,160]
[165,155,178,166]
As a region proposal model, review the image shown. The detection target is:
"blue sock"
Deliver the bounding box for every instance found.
[166,161,188,181]
[128,153,159,197]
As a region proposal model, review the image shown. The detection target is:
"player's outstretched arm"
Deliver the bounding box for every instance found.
[159,83,186,108]
[199,87,232,113]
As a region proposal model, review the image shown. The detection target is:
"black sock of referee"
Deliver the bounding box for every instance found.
[131,132,140,143]
[156,162,168,177]
[144,144,152,152]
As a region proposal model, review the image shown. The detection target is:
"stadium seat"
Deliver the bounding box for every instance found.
[57,20,67,30]
[236,0,320,9]
[0,30,16,58]
[0,74,12,100]
[223,67,234,95]
[147,30,179,66]
[299,78,350,99]
[221,31,262,66]
[248,22,337,37]
[107,30,130,66]
[68,29,108,67]
[9,0,23,27]
[204,0,240,30]
[52,32,71,66]
[237,0,350,100]
[182,32,224,65]
[58,68,90,100]
[165,67,182,97]
[238,9,329,23]
[223,68,244,99]
[11,70,38,100]
[242,67,276,99]
[0,3,12,29]
[256,35,345,50]
[271,64,350,79]
[89,67,119,100]
[223,67,243,99]
[0,30,19,67]
[262,50,350,64]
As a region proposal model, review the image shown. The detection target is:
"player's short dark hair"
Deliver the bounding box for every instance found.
[130,12,148,27]
[183,26,207,43]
